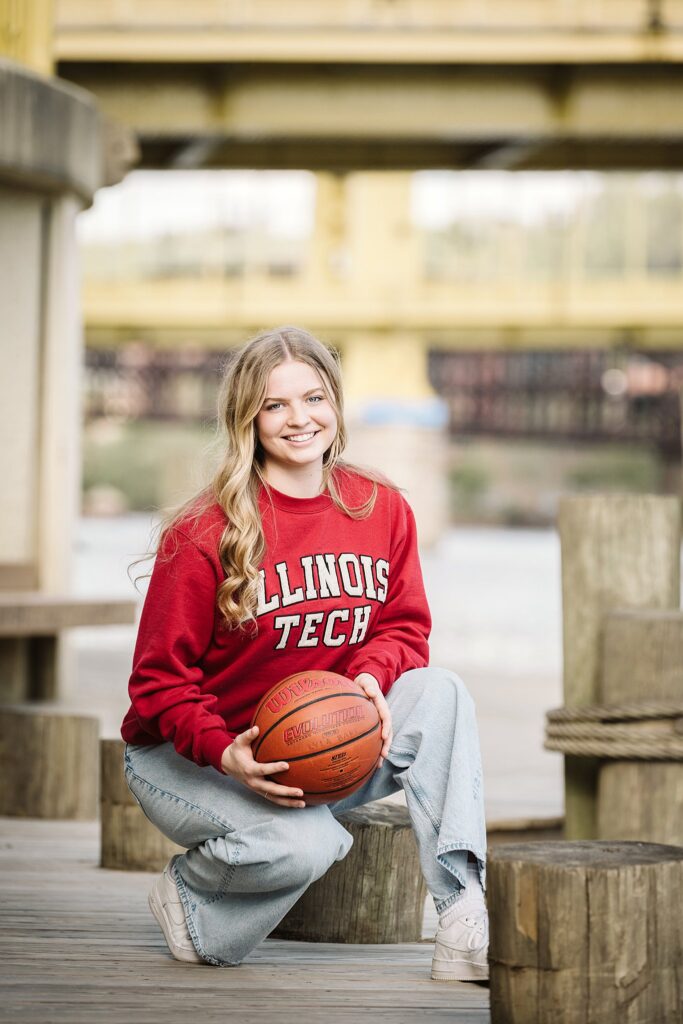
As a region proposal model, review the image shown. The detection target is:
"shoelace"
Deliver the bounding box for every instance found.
[440,901,489,953]
[460,909,489,952]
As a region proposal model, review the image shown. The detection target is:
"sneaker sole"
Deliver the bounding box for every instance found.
[431,959,489,982]
[148,886,202,964]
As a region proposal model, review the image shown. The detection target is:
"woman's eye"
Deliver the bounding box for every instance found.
[307,395,323,403]
[266,403,282,411]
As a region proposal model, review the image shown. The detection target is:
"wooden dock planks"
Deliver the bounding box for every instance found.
[0,818,490,1024]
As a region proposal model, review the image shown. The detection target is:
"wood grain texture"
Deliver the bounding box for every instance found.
[0,706,99,818]
[598,610,683,845]
[100,738,184,870]
[557,495,681,839]
[598,761,683,845]
[601,609,683,705]
[488,841,683,1024]
[0,817,490,1024]
[273,802,428,943]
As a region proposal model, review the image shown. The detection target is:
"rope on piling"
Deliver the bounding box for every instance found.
[547,700,683,723]
[544,700,683,759]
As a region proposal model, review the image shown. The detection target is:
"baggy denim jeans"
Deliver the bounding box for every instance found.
[123,666,487,967]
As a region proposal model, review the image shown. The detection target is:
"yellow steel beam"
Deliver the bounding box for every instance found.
[53,28,683,64]
[81,276,683,335]
[58,65,683,142]
[1,0,54,74]
[54,0,683,64]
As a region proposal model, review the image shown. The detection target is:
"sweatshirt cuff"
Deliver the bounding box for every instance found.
[201,727,236,773]
[346,663,390,694]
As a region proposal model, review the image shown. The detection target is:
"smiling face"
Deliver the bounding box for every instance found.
[255,359,338,491]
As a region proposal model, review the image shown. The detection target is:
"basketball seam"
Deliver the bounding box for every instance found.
[251,670,350,725]
[253,690,375,759]
[251,670,312,724]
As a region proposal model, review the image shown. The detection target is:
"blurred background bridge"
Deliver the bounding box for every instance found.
[42,1,683,529]
[79,169,683,472]
[55,0,683,171]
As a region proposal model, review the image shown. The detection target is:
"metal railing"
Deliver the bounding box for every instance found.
[84,346,683,455]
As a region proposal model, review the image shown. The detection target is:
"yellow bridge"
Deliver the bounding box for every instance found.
[54,0,683,171]
[83,171,683,365]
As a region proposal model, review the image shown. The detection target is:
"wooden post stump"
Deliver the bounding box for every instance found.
[489,840,683,1024]
[557,495,681,839]
[0,705,99,818]
[100,738,184,870]
[272,802,428,943]
[597,609,683,846]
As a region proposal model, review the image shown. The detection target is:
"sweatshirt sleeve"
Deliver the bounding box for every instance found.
[344,495,431,694]
[127,525,236,772]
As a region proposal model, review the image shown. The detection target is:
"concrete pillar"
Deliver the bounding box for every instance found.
[38,194,84,591]
[0,188,43,587]
[0,60,102,593]
[0,59,129,699]
[0,191,83,590]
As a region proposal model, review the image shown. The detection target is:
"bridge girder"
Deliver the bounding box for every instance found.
[58,63,683,171]
[54,1,683,66]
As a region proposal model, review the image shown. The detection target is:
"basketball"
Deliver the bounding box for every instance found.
[251,670,383,805]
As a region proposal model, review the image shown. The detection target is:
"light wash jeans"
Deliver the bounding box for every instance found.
[123,666,487,967]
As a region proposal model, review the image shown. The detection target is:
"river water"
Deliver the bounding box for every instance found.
[70,515,565,823]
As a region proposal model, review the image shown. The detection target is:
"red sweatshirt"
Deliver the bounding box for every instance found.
[120,468,431,773]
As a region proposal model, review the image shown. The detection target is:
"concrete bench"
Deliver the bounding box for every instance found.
[0,592,137,702]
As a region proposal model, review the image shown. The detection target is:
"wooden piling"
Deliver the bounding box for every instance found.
[597,609,683,845]
[272,802,428,944]
[0,705,99,818]
[100,738,184,870]
[600,608,683,706]
[557,495,681,838]
[489,840,683,1024]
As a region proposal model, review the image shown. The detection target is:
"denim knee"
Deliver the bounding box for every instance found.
[227,809,351,890]
[435,667,475,710]
[281,811,351,887]
[400,666,475,711]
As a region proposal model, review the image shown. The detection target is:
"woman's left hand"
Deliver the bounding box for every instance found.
[354,673,392,768]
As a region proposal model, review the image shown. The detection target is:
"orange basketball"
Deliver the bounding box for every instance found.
[251,670,383,805]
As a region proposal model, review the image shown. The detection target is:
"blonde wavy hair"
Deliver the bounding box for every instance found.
[141,326,396,631]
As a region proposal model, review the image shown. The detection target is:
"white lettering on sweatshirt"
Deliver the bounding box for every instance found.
[256,553,388,617]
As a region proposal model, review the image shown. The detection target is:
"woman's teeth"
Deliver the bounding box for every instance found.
[285,432,316,442]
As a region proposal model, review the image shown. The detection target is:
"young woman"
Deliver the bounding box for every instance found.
[121,326,488,980]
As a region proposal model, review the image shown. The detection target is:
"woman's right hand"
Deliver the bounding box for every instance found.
[220,725,306,808]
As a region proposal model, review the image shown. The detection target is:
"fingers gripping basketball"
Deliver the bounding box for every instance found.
[251,670,383,805]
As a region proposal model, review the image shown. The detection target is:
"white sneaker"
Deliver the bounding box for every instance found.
[431,895,489,982]
[148,858,203,964]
